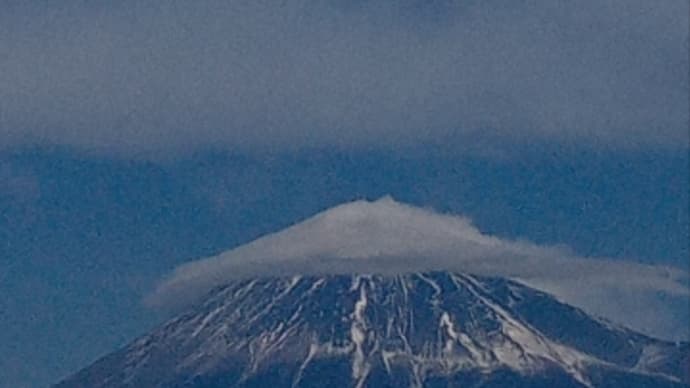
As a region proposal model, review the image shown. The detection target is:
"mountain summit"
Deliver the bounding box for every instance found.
[147,198,688,340]
[57,271,687,387]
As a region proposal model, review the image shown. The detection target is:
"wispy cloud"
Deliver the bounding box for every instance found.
[1,1,687,155]
[148,197,689,341]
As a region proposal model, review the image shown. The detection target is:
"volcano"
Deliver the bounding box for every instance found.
[55,199,688,387]
[56,272,687,387]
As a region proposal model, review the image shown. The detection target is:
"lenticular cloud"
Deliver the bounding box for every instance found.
[148,197,689,340]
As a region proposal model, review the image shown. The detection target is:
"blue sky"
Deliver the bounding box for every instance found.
[0,1,688,387]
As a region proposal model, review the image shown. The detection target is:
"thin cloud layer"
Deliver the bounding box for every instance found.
[148,197,690,341]
[1,1,688,155]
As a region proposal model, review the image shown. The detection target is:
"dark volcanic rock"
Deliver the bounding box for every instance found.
[56,272,688,388]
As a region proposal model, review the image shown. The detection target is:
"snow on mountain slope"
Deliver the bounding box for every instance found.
[56,272,688,388]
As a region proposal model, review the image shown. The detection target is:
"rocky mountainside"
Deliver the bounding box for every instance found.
[56,271,688,387]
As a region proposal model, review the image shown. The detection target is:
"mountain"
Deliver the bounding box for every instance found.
[56,271,688,388]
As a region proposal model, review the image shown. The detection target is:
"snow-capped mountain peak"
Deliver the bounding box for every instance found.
[57,272,688,387]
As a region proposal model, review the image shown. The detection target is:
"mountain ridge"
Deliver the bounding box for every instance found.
[56,271,688,387]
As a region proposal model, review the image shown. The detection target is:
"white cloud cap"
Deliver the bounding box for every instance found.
[148,197,689,341]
